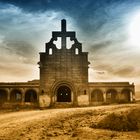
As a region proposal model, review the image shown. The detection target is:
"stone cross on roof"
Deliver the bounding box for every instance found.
[52,19,75,49]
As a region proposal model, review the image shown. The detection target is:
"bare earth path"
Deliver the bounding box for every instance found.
[0,104,139,140]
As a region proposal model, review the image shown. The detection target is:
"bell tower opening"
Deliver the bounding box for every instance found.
[57,86,71,102]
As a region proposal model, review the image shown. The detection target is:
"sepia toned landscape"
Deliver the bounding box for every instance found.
[0,1,140,140]
[0,103,140,140]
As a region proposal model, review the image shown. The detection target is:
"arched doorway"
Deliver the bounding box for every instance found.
[121,89,131,102]
[10,89,22,102]
[25,89,37,103]
[106,89,118,103]
[91,89,103,102]
[0,89,7,105]
[57,86,71,102]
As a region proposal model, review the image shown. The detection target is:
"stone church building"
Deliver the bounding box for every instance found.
[0,19,135,108]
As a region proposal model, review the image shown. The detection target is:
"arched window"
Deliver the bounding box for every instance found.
[25,89,37,103]
[0,89,7,104]
[75,48,79,55]
[84,90,86,95]
[106,89,118,103]
[10,89,22,102]
[121,89,131,102]
[91,89,103,102]
[49,48,53,55]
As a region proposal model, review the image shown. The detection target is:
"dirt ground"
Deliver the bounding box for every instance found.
[0,104,140,140]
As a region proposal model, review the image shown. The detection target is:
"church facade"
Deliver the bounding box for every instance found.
[0,20,135,109]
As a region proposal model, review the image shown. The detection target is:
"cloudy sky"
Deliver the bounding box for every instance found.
[0,0,140,91]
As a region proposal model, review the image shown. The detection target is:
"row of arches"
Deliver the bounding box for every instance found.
[0,89,38,105]
[91,89,132,103]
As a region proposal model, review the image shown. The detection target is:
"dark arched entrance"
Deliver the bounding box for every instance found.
[0,89,7,105]
[91,89,103,102]
[121,89,131,102]
[106,89,118,103]
[57,86,71,102]
[25,89,37,103]
[10,89,22,102]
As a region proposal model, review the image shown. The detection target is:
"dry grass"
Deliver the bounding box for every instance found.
[91,107,140,131]
[0,104,140,140]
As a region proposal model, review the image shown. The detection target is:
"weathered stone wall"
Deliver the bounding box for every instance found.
[88,82,135,105]
[0,81,39,108]
[39,43,89,106]
[0,81,135,108]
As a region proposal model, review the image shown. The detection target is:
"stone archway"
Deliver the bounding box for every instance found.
[52,81,75,104]
[10,89,22,102]
[91,89,103,102]
[25,89,37,103]
[106,89,118,103]
[0,89,7,105]
[57,86,71,102]
[121,89,131,102]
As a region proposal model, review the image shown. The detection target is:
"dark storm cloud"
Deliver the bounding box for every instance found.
[92,62,136,79]
[3,40,38,64]
[89,40,113,52]
[1,0,140,35]
[113,67,135,77]
[1,0,138,13]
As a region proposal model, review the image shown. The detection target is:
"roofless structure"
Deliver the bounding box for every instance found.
[0,19,135,108]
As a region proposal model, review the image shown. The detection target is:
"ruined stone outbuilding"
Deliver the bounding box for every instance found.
[0,19,135,108]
